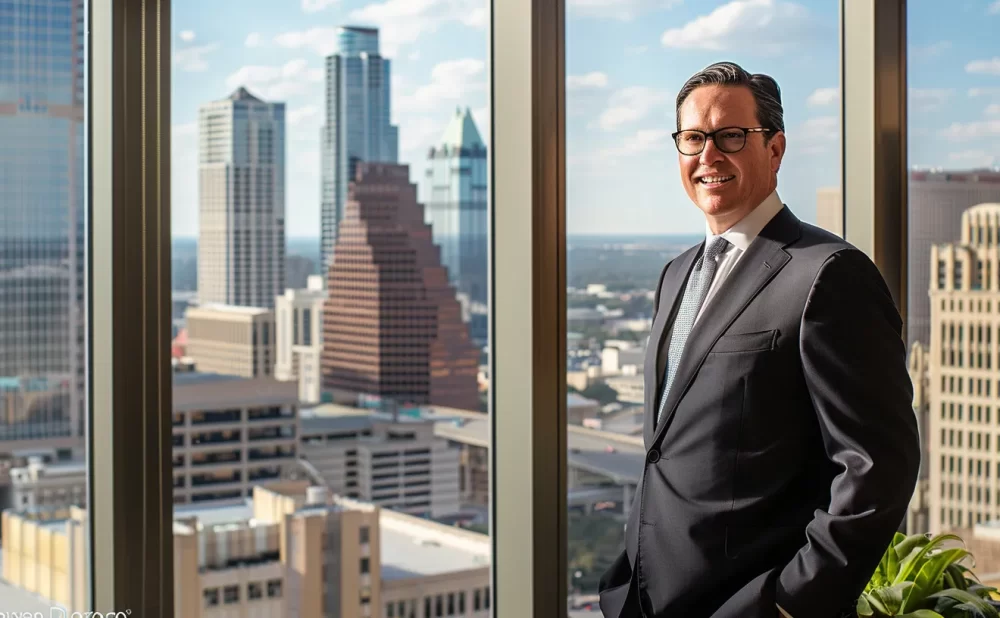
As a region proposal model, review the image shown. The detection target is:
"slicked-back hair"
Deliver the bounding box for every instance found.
[675,61,784,140]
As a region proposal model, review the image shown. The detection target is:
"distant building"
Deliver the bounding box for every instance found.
[907,340,930,535]
[3,482,491,617]
[172,372,300,506]
[425,108,488,326]
[322,163,480,411]
[299,404,461,519]
[815,187,842,237]
[927,203,1000,534]
[8,457,86,511]
[909,170,1000,348]
[198,87,286,309]
[321,26,399,271]
[185,304,276,378]
[275,275,326,404]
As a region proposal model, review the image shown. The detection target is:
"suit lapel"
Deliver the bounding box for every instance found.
[649,205,802,448]
[643,245,701,447]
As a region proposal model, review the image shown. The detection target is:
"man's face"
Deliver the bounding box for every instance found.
[676,84,786,234]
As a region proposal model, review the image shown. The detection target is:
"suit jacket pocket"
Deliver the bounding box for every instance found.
[710,329,777,354]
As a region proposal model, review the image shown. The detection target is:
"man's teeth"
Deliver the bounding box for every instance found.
[700,176,734,184]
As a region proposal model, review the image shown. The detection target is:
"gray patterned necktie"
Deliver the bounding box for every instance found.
[656,236,731,426]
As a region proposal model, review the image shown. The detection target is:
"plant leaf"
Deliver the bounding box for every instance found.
[867,590,891,616]
[896,534,965,585]
[896,533,933,563]
[874,582,915,615]
[896,611,944,618]
[904,549,972,611]
[857,594,874,617]
[927,588,1000,617]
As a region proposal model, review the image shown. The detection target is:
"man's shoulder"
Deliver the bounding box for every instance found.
[789,220,858,264]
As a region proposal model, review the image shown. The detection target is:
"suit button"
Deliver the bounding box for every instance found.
[646,449,660,463]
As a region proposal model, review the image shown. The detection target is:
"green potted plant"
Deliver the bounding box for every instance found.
[857,532,1000,617]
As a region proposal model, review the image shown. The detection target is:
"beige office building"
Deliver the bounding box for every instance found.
[276,275,326,404]
[927,203,1000,533]
[8,457,86,511]
[300,405,462,518]
[3,482,490,618]
[185,304,276,378]
[198,87,286,310]
[173,372,300,505]
[815,186,842,237]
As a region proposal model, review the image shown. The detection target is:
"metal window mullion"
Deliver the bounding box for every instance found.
[90,0,173,613]
[842,0,908,313]
[491,0,567,616]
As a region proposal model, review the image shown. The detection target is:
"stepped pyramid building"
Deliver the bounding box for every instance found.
[321,163,479,411]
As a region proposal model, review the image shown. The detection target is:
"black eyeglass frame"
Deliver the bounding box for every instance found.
[671,126,773,155]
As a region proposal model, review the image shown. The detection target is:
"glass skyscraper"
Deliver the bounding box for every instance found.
[320,26,399,272]
[425,108,488,344]
[0,0,86,446]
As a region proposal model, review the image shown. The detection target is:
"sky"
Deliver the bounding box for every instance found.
[170,0,1000,238]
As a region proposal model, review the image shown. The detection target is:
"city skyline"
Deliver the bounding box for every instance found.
[171,0,1000,238]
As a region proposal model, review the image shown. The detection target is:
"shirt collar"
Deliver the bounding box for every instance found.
[704,190,785,253]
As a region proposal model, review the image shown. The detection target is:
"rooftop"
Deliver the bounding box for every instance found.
[437,107,485,151]
[379,516,489,580]
[189,303,271,316]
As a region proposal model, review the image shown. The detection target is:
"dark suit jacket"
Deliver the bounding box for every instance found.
[598,205,921,618]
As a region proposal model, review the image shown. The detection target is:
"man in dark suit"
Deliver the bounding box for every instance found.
[597,61,921,618]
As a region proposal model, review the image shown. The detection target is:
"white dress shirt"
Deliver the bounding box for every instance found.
[693,190,785,327]
[692,190,794,618]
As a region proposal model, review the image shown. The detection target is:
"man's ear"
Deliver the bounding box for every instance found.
[769,132,786,174]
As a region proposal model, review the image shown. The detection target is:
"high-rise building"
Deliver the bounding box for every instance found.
[320,26,399,272]
[425,108,489,307]
[185,304,276,379]
[275,275,326,404]
[908,170,1000,349]
[198,87,286,309]
[815,187,843,237]
[321,163,480,411]
[0,0,87,451]
[927,202,1000,533]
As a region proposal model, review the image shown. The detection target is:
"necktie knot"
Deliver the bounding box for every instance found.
[704,236,730,262]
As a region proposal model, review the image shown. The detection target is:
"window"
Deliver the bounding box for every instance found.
[360,526,370,545]
[907,0,1000,533]
[204,588,219,607]
[248,582,263,600]
[360,557,370,574]
[268,579,283,598]
[224,585,239,604]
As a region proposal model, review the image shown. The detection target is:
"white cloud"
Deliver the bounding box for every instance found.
[793,116,838,141]
[949,150,996,168]
[174,43,221,72]
[940,120,1000,141]
[909,88,954,112]
[245,33,262,48]
[909,40,951,58]
[302,0,338,12]
[969,87,1000,98]
[274,28,341,56]
[967,57,1000,75]
[987,104,1000,116]
[225,59,324,101]
[399,117,443,155]
[472,105,489,147]
[807,87,838,107]
[989,0,1000,14]
[173,122,197,139]
[288,105,321,126]
[661,0,820,55]
[396,59,486,114]
[179,30,196,42]
[597,129,674,159]
[348,0,487,57]
[568,0,680,21]
[567,72,609,91]
[409,50,421,61]
[596,87,672,131]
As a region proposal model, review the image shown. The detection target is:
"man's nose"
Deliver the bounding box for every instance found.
[699,138,724,165]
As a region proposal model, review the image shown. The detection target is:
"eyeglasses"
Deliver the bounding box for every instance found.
[671,126,772,156]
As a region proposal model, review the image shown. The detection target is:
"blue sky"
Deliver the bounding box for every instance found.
[171,0,1000,237]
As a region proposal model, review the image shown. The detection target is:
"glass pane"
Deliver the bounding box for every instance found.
[906,2,1000,545]
[566,1,841,611]
[170,2,491,616]
[0,0,90,612]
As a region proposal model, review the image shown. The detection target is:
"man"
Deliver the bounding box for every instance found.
[597,62,920,618]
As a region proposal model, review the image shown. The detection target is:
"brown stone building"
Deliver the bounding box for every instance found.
[322,163,480,411]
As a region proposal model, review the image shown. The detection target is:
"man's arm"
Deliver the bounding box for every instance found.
[776,248,920,616]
